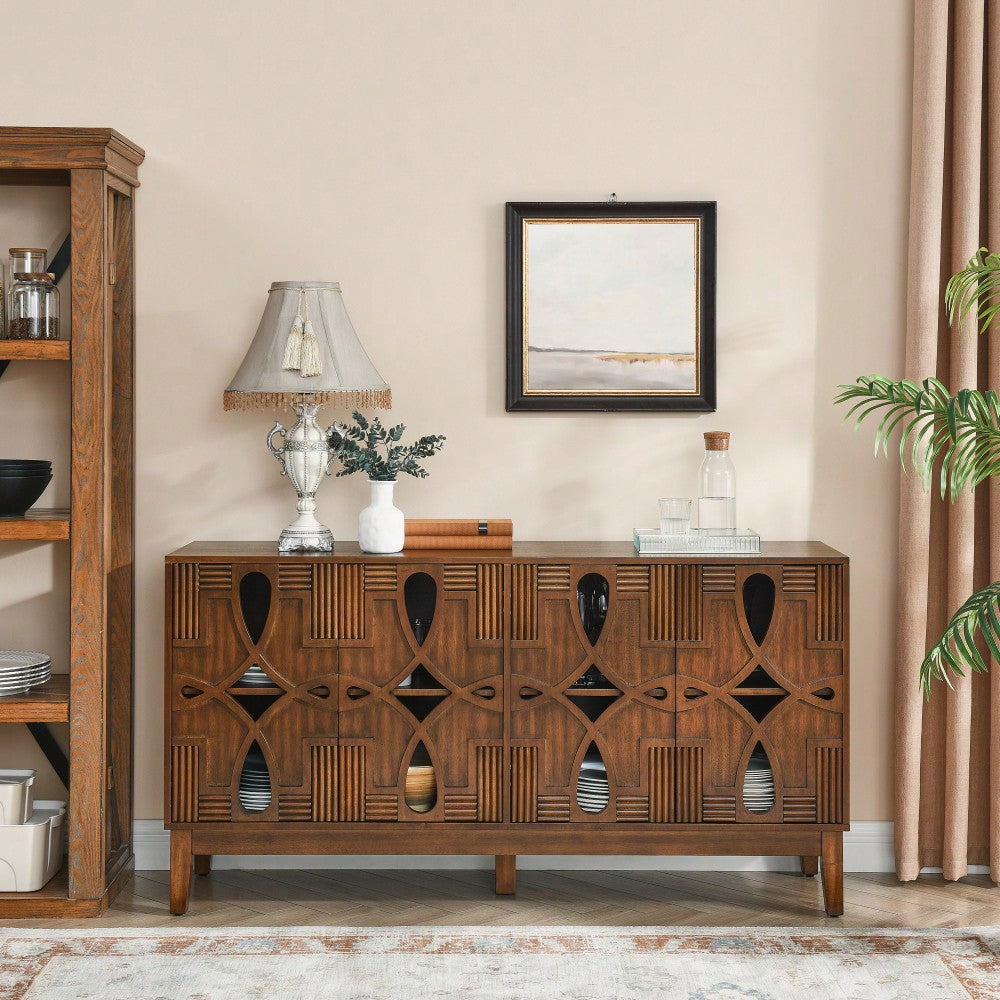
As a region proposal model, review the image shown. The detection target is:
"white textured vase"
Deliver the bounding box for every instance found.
[358,479,404,554]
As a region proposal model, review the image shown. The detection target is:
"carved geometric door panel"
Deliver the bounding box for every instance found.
[169,561,338,823]
[675,564,845,825]
[337,563,505,823]
[510,564,676,823]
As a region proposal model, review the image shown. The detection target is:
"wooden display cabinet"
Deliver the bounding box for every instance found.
[165,541,848,917]
[0,128,141,917]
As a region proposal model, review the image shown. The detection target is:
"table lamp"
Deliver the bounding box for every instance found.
[224,281,391,552]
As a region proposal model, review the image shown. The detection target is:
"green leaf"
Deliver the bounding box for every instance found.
[920,582,1000,693]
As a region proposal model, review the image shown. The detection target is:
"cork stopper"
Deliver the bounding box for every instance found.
[703,431,730,451]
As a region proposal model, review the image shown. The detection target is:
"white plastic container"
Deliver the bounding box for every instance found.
[0,769,35,824]
[0,799,64,891]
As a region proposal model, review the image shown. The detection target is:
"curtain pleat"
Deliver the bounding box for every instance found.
[896,0,999,882]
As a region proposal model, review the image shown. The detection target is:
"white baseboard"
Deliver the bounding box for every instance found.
[133,820,898,873]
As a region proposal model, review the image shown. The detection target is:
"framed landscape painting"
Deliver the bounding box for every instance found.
[505,201,716,411]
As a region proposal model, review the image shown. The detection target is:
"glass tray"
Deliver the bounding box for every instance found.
[633,528,761,555]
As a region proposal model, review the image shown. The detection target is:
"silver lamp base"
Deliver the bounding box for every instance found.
[278,518,334,554]
[267,402,345,553]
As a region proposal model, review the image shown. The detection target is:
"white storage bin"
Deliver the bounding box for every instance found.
[0,769,35,824]
[0,799,65,891]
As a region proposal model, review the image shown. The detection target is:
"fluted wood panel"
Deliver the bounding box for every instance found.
[702,565,736,592]
[278,794,311,821]
[197,564,232,590]
[170,745,198,823]
[172,564,198,641]
[476,565,503,641]
[196,795,230,821]
[703,795,737,822]
[476,745,503,822]
[650,565,703,642]
[511,565,537,641]
[649,746,703,823]
[817,745,844,824]
[616,796,649,822]
[444,795,477,821]
[338,745,366,822]
[782,565,818,593]
[311,744,337,822]
[443,564,477,590]
[615,565,649,592]
[537,565,570,590]
[312,563,364,640]
[364,564,397,591]
[510,746,537,822]
[538,795,571,821]
[277,564,312,591]
[783,796,818,823]
[816,564,844,642]
[365,794,398,822]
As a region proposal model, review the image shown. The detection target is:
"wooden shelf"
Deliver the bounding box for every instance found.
[0,674,68,723]
[227,686,284,697]
[394,687,449,697]
[734,688,787,696]
[0,340,69,361]
[567,687,623,697]
[0,509,69,541]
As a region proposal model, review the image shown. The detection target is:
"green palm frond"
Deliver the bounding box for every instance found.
[920,581,1000,694]
[833,376,1000,500]
[944,247,1000,334]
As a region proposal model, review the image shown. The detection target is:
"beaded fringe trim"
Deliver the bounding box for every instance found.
[223,388,392,412]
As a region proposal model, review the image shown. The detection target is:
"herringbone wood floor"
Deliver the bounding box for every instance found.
[8,869,1000,929]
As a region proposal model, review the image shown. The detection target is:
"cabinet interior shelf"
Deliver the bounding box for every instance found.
[0,341,69,362]
[567,687,623,696]
[394,687,449,697]
[0,509,70,541]
[228,686,283,697]
[0,674,69,723]
[734,687,787,696]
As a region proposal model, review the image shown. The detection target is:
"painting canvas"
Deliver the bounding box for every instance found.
[506,202,716,411]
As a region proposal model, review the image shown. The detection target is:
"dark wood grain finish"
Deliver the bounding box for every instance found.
[165,544,848,917]
[0,509,70,541]
[0,128,143,185]
[0,674,69,722]
[0,340,70,361]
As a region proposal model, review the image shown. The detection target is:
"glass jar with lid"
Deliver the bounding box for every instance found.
[9,272,59,340]
[6,250,46,338]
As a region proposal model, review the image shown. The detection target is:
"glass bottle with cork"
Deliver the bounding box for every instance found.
[697,431,736,535]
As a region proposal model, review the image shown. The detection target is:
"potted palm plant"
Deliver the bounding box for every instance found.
[836,249,1000,691]
[334,411,445,554]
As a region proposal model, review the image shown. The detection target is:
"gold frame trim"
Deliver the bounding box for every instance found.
[521,217,702,396]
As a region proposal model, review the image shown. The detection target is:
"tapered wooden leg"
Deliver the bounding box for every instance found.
[800,854,819,877]
[169,830,193,915]
[193,854,212,876]
[495,854,516,895]
[821,832,843,916]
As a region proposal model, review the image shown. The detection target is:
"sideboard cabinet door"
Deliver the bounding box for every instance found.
[168,561,339,824]
[336,562,505,823]
[509,563,679,823]
[675,563,846,824]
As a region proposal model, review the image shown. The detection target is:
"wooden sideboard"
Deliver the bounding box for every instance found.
[164,541,848,916]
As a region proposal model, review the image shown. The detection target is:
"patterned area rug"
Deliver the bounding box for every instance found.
[2,926,999,999]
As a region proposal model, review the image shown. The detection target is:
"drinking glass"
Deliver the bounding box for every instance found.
[658,498,691,535]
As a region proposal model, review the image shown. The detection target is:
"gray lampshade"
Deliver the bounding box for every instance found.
[223,281,391,411]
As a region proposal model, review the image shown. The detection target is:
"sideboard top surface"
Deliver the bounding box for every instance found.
[166,540,848,563]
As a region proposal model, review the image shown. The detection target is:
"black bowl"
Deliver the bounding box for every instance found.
[0,471,52,478]
[0,472,52,516]
[0,462,51,469]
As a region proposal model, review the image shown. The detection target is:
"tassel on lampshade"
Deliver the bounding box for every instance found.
[225,281,391,552]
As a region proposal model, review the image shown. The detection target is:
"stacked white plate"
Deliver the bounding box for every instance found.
[0,651,51,697]
[236,664,273,688]
[743,752,775,813]
[577,762,609,813]
[238,751,271,812]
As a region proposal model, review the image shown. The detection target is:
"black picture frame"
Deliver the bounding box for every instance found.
[505,201,716,412]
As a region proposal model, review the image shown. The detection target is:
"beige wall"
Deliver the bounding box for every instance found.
[0,0,911,822]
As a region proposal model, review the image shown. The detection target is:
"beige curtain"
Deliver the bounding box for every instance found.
[896,0,1000,882]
